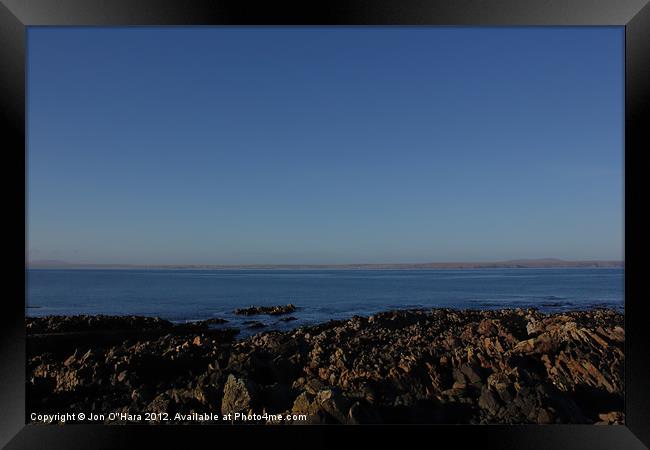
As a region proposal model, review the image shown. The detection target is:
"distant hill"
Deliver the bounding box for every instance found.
[27,259,71,266]
[27,258,624,270]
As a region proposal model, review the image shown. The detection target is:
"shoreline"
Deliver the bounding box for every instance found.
[27,307,624,425]
[25,303,626,341]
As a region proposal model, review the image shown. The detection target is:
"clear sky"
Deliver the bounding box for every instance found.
[27,27,624,265]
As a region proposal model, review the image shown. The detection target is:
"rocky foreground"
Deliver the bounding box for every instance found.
[26,308,624,425]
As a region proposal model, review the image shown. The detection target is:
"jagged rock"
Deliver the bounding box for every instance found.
[303,378,327,395]
[64,351,78,367]
[55,369,82,392]
[292,391,313,414]
[478,386,501,415]
[537,408,555,424]
[221,374,255,415]
[596,411,624,425]
[460,364,482,386]
[478,319,498,337]
[313,389,350,424]
[27,308,624,425]
[146,393,172,414]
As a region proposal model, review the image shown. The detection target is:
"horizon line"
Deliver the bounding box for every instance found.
[26,257,624,269]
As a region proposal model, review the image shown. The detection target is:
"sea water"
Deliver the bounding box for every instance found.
[26,268,624,336]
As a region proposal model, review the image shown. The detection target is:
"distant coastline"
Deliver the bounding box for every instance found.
[27,258,624,270]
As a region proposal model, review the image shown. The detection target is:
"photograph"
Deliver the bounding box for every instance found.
[24,26,626,427]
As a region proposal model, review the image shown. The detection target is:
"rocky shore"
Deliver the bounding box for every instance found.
[26,308,624,425]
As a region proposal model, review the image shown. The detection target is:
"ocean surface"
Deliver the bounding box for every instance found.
[26,268,624,337]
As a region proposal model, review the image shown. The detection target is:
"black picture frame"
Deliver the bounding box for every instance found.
[1,1,648,448]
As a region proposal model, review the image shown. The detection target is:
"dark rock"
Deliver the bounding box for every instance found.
[478,386,501,415]
[460,364,482,386]
[202,317,229,325]
[537,408,555,424]
[313,389,350,424]
[303,378,327,395]
[26,308,624,425]
[26,315,173,334]
[348,401,382,424]
[234,304,297,316]
[259,383,294,412]
[452,368,467,385]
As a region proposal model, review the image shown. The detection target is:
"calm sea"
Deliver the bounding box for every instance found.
[26,268,624,336]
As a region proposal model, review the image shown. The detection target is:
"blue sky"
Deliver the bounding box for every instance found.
[27,27,624,264]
